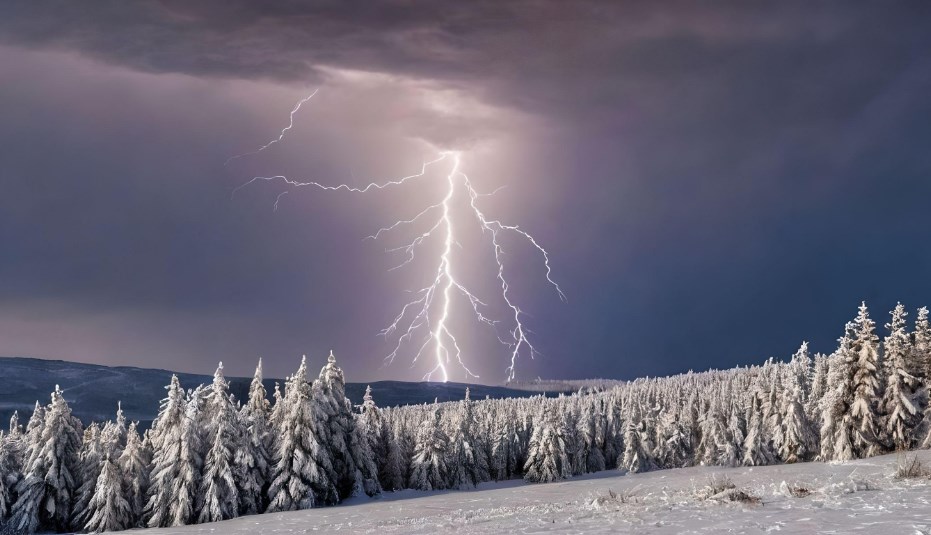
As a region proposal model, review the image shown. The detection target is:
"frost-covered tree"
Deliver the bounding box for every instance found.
[447,390,490,488]
[882,303,921,450]
[807,354,829,432]
[743,393,774,466]
[577,399,607,474]
[71,422,105,529]
[118,422,149,527]
[780,378,814,463]
[657,403,691,468]
[358,386,396,491]
[267,357,331,512]
[197,363,241,524]
[0,431,13,521]
[238,359,271,516]
[848,302,883,457]
[490,405,521,480]
[623,407,656,472]
[524,405,571,482]
[9,386,83,533]
[409,408,450,490]
[382,419,409,491]
[313,352,379,501]
[83,454,132,533]
[145,375,199,528]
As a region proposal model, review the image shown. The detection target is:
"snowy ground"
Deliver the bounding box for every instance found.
[137,450,931,534]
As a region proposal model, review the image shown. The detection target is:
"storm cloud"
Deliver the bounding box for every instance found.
[0,2,930,382]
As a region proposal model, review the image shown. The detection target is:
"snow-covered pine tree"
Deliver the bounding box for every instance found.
[577,399,607,474]
[0,431,12,521]
[358,385,393,490]
[5,411,24,477]
[849,302,884,457]
[743,391,774,466]
[723,398,745,467]
[314,352,379,501]
[807,353,829,434]
[603,392,624,469]
[238,359,271,516]
[911,307,931,444]
[914,307,931,375]
[780,376,814,463]
[19,402,44,477]
[100,403,127,460]
[145,375,195,528]
[882,303,921,450]
[447,389,490,488]
[622,401,657,472]
[9,386,83,533]
[82,454,132,533]
[489,406,516,480]
[197,363,241,524]
[763,372,785,458]
[267,356,332,512]
[118,422,148,527]
[71,421,105,529]
[523,404,571,482]
[657,402,691,468]
[408,407,450,490]
[820,323,856,461]
[382,418,409,491]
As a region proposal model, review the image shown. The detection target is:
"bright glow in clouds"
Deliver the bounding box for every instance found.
[233,92,565,382]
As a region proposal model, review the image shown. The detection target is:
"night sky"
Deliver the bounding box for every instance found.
[1,2,931,384]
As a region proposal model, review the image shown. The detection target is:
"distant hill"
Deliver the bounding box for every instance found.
[0,357,564,430]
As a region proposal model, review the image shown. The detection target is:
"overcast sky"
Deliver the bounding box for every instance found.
[1,1,930,383]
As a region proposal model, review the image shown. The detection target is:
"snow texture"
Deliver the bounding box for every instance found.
[131,449,931,534]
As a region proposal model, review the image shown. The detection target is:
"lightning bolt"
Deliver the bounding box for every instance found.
[230,92,565,382]
[225,89,319,166]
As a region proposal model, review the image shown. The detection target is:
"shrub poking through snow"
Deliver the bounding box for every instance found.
[894,453,931,480]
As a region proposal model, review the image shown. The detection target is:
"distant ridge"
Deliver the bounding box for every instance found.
[0,356,567,429]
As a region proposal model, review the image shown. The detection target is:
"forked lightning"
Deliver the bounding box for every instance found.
[231,92,565,381]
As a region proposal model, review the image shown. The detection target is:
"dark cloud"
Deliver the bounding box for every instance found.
[0,2,930,382]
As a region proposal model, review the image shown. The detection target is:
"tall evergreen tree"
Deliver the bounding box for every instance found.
[0,431,12,521]
[71,422,105,529]
[267,357,331,512]
[83,454,132,533]
[9,386,83,533]
[238,359,271,516]
[118,422,149,528]
[197,363,241,524]
[523,405,571,482]
[447,390,490,488]
[409,408,450,490]
[882,303,921,450]
[849,302,883,457]
[145,375,195,528]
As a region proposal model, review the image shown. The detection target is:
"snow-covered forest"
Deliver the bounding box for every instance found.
[1,301,930,533]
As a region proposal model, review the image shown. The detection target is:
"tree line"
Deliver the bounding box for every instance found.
[0,301,929,532]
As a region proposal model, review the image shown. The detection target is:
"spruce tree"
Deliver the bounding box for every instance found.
[197,363,241,524]
[882,303,920,450]
[267,357,332,512]
[409,408,450,490]
[71,422,105,529]
[849,302,883,457]
[9,386,83,533]
[0,431,12,521]
[447,390,490,488]
[523,405,571,482]
[118,422,148,528]
[145,375,191,527]
[83,454,132,533]
[238,359,271,516]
